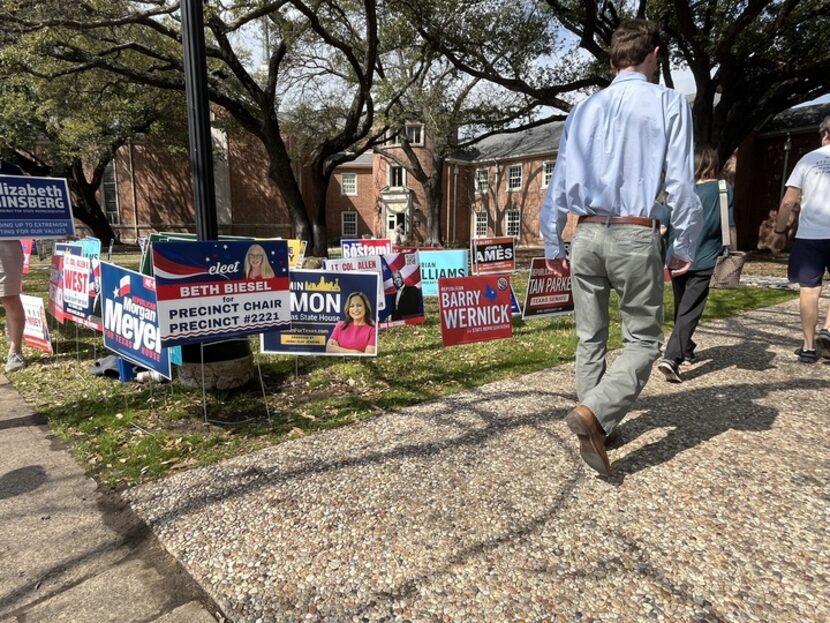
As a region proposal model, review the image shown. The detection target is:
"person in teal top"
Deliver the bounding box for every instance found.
[658,147,736,382]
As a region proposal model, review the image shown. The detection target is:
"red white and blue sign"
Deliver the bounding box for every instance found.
[57,241,102,331]
[438,275,513,346]
[101,263,172,379]
[152,240,291,347]
[379,251,424,327]
[0,174,75,240]
[341,238,392,258]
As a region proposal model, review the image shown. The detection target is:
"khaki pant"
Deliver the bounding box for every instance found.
[569,223,665,434]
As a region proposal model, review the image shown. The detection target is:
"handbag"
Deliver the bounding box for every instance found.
[709,180,746,289]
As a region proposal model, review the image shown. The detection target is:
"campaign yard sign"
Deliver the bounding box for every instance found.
[47,253,67,323]
[419,249,469,297]
[21,239,33,274]
[100,263,172,379]
[380,251,425,327]
[324,256,386,311]
[58,243,102,331]
[0,174,75,239]
[286,239,308,269]
[21,294,53,353]
[139,232,253,275]
[152,240,290,347]
[341,238,392,259]
[438,275,513,346]
[471,237,515,275]
[261,270,379,357]
[522,257,574,319]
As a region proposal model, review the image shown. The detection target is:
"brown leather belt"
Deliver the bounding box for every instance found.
[578,215,659,228]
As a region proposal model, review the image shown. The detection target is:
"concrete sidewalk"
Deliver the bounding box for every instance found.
[0,375,222,622]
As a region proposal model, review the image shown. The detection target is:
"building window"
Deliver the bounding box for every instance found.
[508,164,522,191]
[342,211,357,237]
[475,168,488,194]
[474,211,488,238]
[389,165,405,188]
[506,209,521,237]
[341,172,357,196]
[543,161,554,188]
[103,161,119,225]
[405,125,423,145]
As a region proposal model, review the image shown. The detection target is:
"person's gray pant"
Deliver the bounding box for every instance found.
[569,222,665,434]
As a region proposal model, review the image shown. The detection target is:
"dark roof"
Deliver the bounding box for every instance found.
[453,120,564,163]
[760,102,830,134]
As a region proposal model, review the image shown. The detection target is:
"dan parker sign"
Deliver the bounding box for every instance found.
[522,257,574,319]
[438,275,513,346]
[152,240,290,346]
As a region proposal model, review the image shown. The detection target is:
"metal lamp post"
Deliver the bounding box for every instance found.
[179,0,253,391]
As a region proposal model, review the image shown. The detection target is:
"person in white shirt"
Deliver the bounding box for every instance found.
[770,116,830,363]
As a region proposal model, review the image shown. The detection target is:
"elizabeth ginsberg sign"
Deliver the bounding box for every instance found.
[152,240,290,347]
[101,263,171,379]
[0,174,75,239]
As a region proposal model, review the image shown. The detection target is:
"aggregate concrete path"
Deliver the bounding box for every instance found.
[125,298,830,623]
[0,375,221,622]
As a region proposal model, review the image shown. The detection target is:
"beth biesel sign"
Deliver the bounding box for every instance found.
[261,270,380,357]
[419,249,469,297]
[438,275,513,346]
[470,237,515,275]
[0,174,75,239]
[340,238,392,258]
[100,263,172,379]
[522,257,574,319]
[152,240,291,347]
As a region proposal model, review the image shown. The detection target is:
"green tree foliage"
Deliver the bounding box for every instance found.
[0,0,391,255]
[539,0,830,160]
[0,18,188,243]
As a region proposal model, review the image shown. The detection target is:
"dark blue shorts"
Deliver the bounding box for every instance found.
[788,238,830,287]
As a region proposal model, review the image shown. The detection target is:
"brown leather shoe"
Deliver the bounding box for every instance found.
[604,427,621,449]
[565,405,611,476]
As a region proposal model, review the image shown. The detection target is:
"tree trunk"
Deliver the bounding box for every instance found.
[263,135,314,248]
[309,165,331,257]
[67,163,116,244]
[425,166,445,246]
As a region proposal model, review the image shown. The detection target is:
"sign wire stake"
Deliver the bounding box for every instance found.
[255,355,271,420]
[200,342,208,425]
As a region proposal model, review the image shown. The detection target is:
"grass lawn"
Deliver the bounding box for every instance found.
[3,250,797,489]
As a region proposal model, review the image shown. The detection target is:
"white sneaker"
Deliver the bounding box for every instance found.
[5,353,26,373]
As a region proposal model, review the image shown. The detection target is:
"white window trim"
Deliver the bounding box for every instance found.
[103,161,120,225]
[542,161,555,188]
[405,124,424,146]
[508,164,522,191]
[389,164,406,189]
[474,211,488,238]
[475,168,489,194]
[505,208,521,238]
[341,211,358,237]
[341,172,357,196]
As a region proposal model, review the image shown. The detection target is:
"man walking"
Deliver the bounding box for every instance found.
[770,116,830,362]
[541,19,702,476]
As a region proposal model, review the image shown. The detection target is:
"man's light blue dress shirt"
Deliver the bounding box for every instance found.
[541,71,702,261]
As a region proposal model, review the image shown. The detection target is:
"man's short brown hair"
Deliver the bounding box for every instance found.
[819,116,830,139]
[610,19,661,70]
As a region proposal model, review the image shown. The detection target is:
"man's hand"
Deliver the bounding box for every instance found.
[667,256,691,277]
[769,232,787,255]
[545,257,569,275]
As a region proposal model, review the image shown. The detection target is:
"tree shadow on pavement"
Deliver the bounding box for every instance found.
[607,377,830,482]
